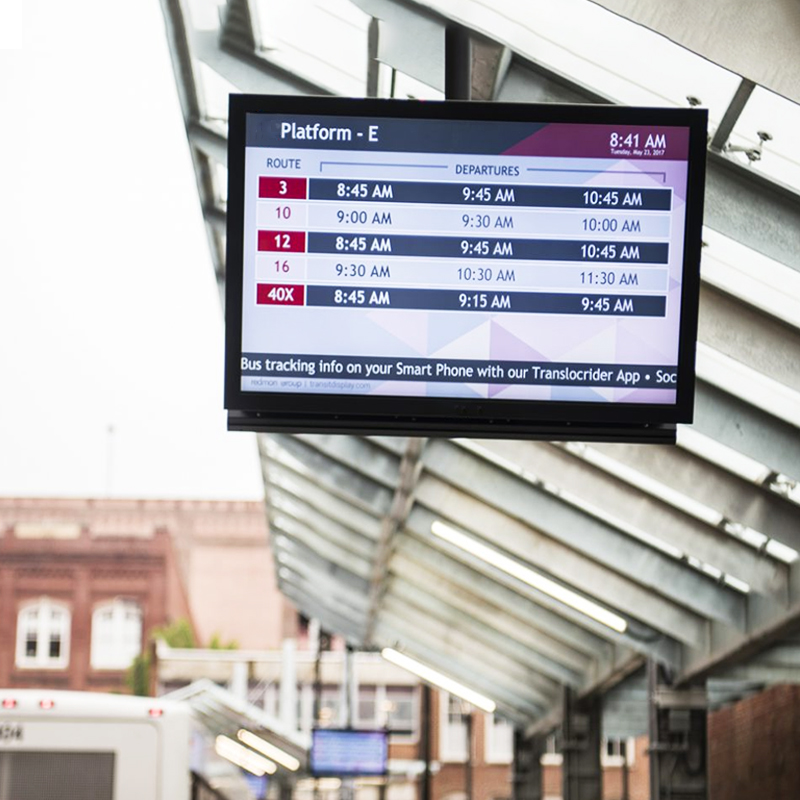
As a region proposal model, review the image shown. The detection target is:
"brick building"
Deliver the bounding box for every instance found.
[707,684,800,800]
[0,497,286,693]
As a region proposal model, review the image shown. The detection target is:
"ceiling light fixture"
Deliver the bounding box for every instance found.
[381,647,496,713]
[237,729,301,771]
[215,735,277,776]
[431,520,628,633]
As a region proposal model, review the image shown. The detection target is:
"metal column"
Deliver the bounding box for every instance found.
[562,688,602,800]
[512,729,546,800]
[445,24,471,100]
[648,661,708,800]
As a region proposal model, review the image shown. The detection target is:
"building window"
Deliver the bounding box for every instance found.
[357,685,377,727]
[485,713,514,764]
[601,736,635,767]
[16,598,70,669]
[318,686,342,726]
[90,599,142,670]
[385,686,417,735]
[440,692,469,762]
[540,733,563,766]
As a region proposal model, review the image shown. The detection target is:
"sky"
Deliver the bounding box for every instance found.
[0,1,264,500]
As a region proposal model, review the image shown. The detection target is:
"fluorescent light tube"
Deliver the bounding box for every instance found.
[237,729,301,771]
[381,647,496,713]
[431,520,627,633]
[215,735,277,776]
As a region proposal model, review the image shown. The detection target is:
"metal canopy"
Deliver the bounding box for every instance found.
[159,0,800,730]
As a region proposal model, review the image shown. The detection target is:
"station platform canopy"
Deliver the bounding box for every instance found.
[159,0,800,731]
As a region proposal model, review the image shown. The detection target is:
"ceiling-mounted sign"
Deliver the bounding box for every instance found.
[225,95,707,442]
[310,728,388,776]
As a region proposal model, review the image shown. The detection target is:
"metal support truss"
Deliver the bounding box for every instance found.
[512,729,546,800]
[648,661,708,800]
[562,688,602,800]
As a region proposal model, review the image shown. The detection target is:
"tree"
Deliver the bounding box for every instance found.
[126,617,196,696]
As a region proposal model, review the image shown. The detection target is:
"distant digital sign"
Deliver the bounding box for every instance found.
[225,95,707,441]
[310,729,388,777]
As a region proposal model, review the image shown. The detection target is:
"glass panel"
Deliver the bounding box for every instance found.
[357,686,376,725]
[49,635,61,659]
[486,714,514,763]
[319,688,340,725]
[25,635,37,657]
[447,694,467,723]
[91,601,142,668]
[386,686,415,731]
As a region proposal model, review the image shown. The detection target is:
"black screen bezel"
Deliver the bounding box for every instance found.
[224,94,706,439]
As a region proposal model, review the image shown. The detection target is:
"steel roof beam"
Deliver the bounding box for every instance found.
[279,567,369,616]
[694,382,800,482]
[382,595,560,705]
[159,0,202,122]
[271,518,374,579]
[280,583,368,644]
[262,434,394,514]
[699,284,800,393]
[269,487,378,560]
[366,437,425,644]
[680,589,800,685]
[393,534,615,663]
[376,613,549,719]
[403,510,682,668]
[387,573,585,688]
[498,55,800,274]
[272,532,372,595]
[187,120,228,166]
[193,25,332,98]
[390,547,594,676]
[293,433,404,490]
[264,466,383,540]
[350,0,447,92]
[450,439,775,608]
[275,557,370,618]
[589,441,800,553]
[411,479,708,647]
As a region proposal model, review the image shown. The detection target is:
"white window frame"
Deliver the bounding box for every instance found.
[484,712,514,764]
[381,684,419,741]
[15,597,71,669]
[90,598,143,670]
[356,684,378,728]
[600,736,636,767]
[439,692,469,762]
[540,733,563,766]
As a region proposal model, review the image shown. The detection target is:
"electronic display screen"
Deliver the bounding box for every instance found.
[310,728,388,777]
[225,95,707,440]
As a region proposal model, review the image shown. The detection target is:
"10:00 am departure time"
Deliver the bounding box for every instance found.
[314,205,656,237]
